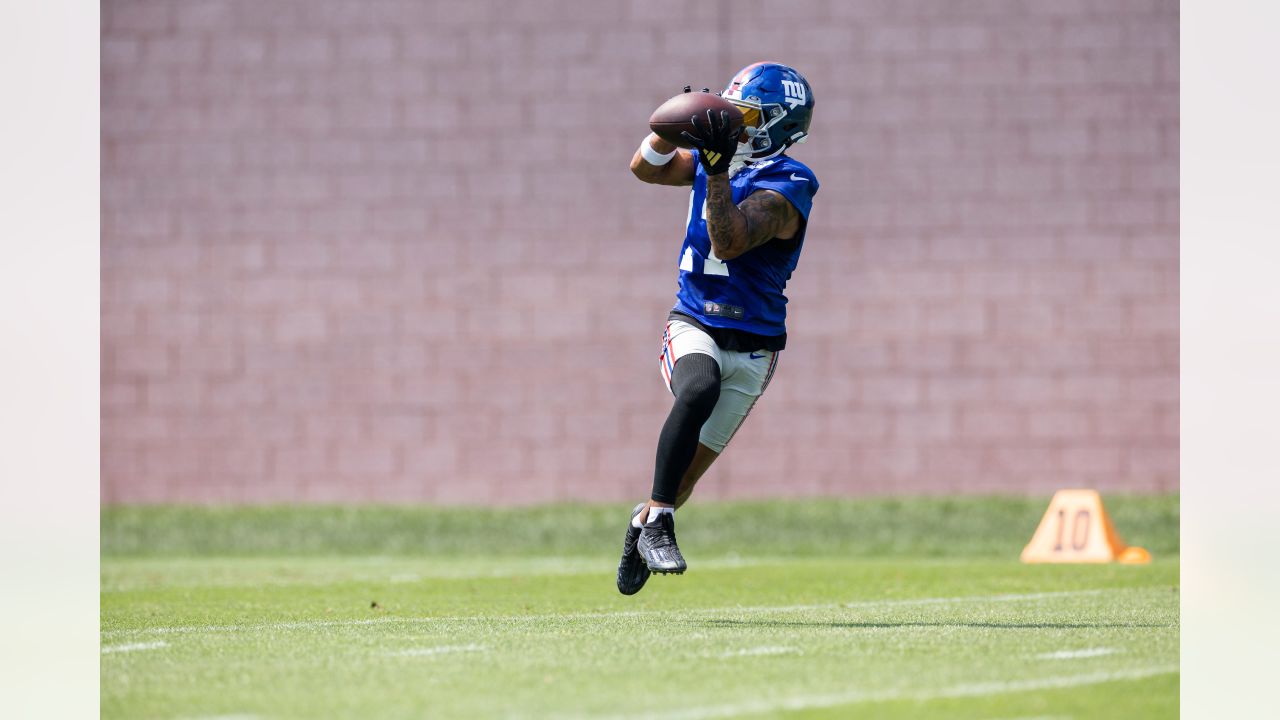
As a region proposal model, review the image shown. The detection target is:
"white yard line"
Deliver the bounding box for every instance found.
[1038,647,1119,660]
[701,589,1110,617]
[101,589,1108,638]
[386,643,485,657]
[102,557,777,592]
[586,665,1178,720]
[983,712,1075,717]
[101,640,168,654]
[102,617,403,637]
[716,645,801,658]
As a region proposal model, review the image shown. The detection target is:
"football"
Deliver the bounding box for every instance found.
[649,91,744,148]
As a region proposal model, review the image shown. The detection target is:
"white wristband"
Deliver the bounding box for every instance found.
[640,139,677,166]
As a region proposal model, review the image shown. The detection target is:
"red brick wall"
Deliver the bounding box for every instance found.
[102,0,1178,504]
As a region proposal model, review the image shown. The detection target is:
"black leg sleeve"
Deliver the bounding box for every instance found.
[650,352,721,504]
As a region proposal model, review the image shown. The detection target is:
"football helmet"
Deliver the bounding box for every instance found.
[721,62,815,165]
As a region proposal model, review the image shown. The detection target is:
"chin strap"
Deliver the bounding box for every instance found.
[726,134,803,177]
[728,141,752,176]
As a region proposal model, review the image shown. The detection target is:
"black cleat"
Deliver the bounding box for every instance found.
[616,503,651,595]
[637,511,687,574]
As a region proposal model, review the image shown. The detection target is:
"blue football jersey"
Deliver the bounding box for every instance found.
[673,153,819,337]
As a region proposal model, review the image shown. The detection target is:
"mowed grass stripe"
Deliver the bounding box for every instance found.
[101,496,1180,558]
[101,589,1112,638]
[99,555,778,591]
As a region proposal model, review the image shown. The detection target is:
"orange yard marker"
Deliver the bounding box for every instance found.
[1020,489,1151,564]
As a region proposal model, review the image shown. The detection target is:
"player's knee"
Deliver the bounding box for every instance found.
[681,377,720,414]
[675,380,719,417]
[671,353,721,415]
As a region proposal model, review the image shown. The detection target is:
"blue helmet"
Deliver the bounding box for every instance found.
[721,62,815,163]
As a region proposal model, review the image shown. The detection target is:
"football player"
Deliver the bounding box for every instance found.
[618,62,819,594]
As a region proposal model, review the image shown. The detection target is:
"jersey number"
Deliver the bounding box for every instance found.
[682,197,729,276]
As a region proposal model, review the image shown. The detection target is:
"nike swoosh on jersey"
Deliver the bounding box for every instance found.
[749,352,766,359]
[790,173,807,182]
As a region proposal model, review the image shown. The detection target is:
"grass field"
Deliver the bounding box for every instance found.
[102,496,1179,719]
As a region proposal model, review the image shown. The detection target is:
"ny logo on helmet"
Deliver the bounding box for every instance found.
[780,79,807,109]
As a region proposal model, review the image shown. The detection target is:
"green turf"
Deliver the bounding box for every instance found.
[102,494,1179,557]
[101,497,1179,719]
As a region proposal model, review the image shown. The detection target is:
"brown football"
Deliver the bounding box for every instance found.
[648,91,744,149]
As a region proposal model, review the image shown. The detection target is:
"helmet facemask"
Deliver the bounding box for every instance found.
[727,97,794,171]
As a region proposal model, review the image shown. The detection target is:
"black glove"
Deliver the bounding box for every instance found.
[681,108,740,176]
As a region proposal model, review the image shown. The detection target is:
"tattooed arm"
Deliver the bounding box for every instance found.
[703,175,801,261]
